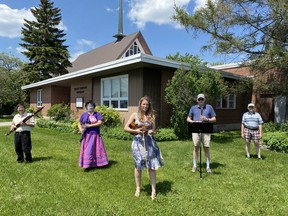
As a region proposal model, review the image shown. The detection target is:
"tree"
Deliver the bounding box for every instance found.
[165,53,228,139]
[173,0,288,94]
[20,0,71,83]
[0,53,27,114]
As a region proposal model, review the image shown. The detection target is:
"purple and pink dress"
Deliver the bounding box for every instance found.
[79,112,109,168]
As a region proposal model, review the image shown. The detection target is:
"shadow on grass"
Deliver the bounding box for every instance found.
[212,131,241,144]
[143,180,173,196]
[32,156,53,162]
[83,160,118,172]
[248,154,266,160]
[197,161,225,176]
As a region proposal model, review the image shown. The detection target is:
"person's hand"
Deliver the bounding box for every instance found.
[80,124,87,133]
[148,129,154,135]
[135,128,144,135]
[241,133,244,139]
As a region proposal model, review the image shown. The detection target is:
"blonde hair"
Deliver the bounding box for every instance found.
[137,96,155,123]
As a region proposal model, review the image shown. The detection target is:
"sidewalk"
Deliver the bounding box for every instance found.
[0,122,11,127]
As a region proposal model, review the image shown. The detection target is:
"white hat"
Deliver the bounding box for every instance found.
[197,93,205,100]
[247,103,255,108]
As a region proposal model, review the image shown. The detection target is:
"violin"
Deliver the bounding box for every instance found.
[128,121,160,135]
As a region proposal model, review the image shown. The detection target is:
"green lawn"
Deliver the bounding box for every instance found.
[0,117,12,122]
[0,127,287,215]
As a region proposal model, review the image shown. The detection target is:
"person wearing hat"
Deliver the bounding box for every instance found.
[187,93,216,173]
[241,103,264,159]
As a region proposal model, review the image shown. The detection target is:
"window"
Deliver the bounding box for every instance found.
[101,75,128,109]
[123,40,143,57]
[37,89,42,107]
[216,94,236,109]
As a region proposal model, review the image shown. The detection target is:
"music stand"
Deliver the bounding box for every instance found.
[188,122,213,178]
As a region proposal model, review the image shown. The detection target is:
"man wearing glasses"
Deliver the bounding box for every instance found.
[187,93,216,173]
[241,103,264,159]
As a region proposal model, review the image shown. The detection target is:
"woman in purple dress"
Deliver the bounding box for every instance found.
[78,101,108,169]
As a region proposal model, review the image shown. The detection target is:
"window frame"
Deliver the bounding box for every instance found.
[216,94,236,109]
[36,89,43,107]
[101,75,128,110]
[122,39,145,58]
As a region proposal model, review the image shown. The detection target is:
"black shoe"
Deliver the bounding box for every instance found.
[17,160,24,163]
[25,160,32,164]
[258,157,262,160]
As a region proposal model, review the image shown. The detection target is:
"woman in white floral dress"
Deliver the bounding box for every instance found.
[124,96,164,200]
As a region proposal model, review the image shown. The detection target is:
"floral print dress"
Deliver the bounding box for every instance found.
[131,113,164,170]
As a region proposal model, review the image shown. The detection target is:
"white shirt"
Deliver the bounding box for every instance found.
[12,112,35,132]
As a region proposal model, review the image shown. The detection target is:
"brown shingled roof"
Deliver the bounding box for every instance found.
[68,31,152,73]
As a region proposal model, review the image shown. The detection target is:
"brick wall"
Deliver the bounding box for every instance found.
[70,78,93,118]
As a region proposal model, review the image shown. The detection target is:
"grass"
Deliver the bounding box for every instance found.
[0,116,12,122]
[0,127,287,215]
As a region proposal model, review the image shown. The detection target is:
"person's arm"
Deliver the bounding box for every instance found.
[259,124,263,139]
[148,120,157,135]
[23,115,35,128]
[86,120,103,128]
[205,116,216,123]
[124,114,143,135]
[241,124,245,139]
[187,115,193,123]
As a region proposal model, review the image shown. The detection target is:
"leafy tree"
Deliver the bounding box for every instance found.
[0,53,27,114]
[20,0,71,83]
[165,53,228,139]
[173,0,288,94]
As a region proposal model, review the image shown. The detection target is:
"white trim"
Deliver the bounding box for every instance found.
[22,53,243,90]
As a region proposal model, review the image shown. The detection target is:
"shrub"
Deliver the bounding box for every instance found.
[95,105,121,127]
[279,121,288,132]
[102,126,178,142]
[36,118,78,134]
[47,103,72,121]
[154,128,178,141]
[262,132,288,153]
[102,126,131,141]
[262,121,281,133]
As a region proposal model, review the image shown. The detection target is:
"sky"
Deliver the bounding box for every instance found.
[0,0,239,65]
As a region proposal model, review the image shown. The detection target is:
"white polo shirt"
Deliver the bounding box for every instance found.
[12,112,35,132]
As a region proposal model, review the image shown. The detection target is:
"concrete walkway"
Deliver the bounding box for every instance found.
[0,122,11,127]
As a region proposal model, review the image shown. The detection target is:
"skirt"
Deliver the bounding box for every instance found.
[131,134,164,170]
[79,132,109,168]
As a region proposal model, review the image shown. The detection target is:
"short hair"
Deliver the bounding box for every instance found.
[85,100,96,109]
[15,103,25,110]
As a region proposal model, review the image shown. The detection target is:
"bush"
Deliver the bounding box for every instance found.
[102,126,178,142]
[262,121,281,133]
[262,132,288,153]
[36,118,78,134]
[47,103,72,121]
[102,126,132,141]
[95,105,121,127]
[154,128,178,141]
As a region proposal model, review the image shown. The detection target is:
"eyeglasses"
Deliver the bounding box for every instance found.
[248,106,254,108]
[198,98,204,101]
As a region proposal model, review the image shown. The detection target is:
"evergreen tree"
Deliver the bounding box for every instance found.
[20,0,71,83]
